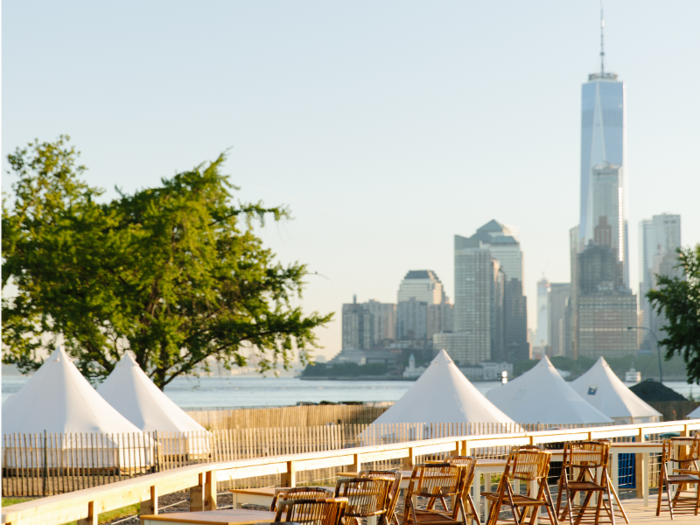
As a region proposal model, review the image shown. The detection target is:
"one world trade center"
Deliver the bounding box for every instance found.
[578,18,628,287]
[569,6,637,361]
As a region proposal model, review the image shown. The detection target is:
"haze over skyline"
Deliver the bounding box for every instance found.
[3,1,700,360]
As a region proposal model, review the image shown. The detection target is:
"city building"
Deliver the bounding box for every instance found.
[638,214,682,353]
[460,361,513,382]
[568,16,638,360]
[447,220,528,365]
[341,296,373,351]
[548,283,571,357]
[341,296,396,351]
[532,278,550,356]
[397,270,452,341]
[365,299,397,347]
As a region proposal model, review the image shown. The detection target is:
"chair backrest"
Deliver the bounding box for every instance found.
[447,456,478,489]
[275,497,348,525]
[271,487,334,511]
[360,470,402,518]
[662,436,700,468]
[563,441,609,470]
[335,476,394,518]
[407,463,464,499]
[507,446,551,482]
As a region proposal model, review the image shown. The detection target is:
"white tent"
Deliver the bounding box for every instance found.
[362,351,517,442]
[98,353,209,455]
[688,405,700,419]
[571,357,661,424]
[2,347,152,468]
[486,356,613,425]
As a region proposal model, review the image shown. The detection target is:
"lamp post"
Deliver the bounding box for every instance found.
[627,326,663,383]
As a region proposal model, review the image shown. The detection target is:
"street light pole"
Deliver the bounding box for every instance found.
[627,326,663,383]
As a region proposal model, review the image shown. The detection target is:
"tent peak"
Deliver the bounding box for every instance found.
[538,355,553,367]
[432,349,454,365]
[118,352,139,367]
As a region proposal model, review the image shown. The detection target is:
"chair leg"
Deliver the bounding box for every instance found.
[656,473,664,516]
[606,472,628,524]
[465,493,481,525]
[666,479,674,519]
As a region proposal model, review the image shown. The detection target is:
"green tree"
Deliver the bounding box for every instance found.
[2,137,332,388]
[647,245,700,385]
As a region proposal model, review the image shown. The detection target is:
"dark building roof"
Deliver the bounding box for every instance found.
[476,219,507,235]
[629,379,687,402]
[404,270,439,281]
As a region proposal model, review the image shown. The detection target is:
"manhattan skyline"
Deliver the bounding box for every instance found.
[3,1,700,360]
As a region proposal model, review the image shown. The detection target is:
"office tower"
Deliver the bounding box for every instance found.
[365,300,397,347]
[569,12,638,360]
[342,296,373,351]
[533,278,550,356]
[639,214,682,352]
[450,220,528,364]
[548,283,571,357]
[397,270,452,341]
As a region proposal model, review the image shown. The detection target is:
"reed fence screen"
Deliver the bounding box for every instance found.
[2,421,646,497]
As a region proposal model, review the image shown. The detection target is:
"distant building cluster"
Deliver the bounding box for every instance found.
[333,36,684,376]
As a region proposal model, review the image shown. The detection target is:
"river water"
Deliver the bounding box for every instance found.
[2,375,697,409]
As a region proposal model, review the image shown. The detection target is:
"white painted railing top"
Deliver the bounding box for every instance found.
[3,419,699,525]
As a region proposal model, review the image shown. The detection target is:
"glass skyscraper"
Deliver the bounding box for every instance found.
[579,72,628,285]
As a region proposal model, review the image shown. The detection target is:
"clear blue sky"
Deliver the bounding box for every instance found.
[3,1,699,360]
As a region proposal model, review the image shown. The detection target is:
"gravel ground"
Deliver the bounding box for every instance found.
[103,491,236,525]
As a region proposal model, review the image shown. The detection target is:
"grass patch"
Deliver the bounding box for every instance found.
[2,497,35,506]
[95,503,140,524]
[1,499,139,524]
[66,503,141,525]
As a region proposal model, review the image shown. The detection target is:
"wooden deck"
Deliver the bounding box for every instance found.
[620,497,699,524]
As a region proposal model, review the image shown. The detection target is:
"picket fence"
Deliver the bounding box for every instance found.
[2,421,614,497]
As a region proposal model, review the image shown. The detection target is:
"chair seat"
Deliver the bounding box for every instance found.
[566,481,605,491]
[481,492,550,506]
[397,511,463,525]
[667,474,700,483]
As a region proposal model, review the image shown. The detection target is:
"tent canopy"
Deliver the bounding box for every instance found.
[370,350,515,426]
[688,405,700,419]
[98,353,206,433]
[571,357,661,423]
[2,347,143,435]
[486,356,613,425]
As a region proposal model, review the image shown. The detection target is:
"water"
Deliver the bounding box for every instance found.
[2,375,696,409]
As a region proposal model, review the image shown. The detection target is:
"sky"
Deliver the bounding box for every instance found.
[3,1,700,361]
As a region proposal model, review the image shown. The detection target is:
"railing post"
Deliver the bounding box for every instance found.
[461,440,470,456]
[635,426,645,498]
[281,461,296,487]
[351,453,362,473]
[204,470,217,511]
[402,447,414,469]
[77,501,97,525]
[140,485,158,516]
[190,473,204,512]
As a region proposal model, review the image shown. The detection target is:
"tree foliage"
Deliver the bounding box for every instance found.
[2,137,333,388]
[647,245,700,385]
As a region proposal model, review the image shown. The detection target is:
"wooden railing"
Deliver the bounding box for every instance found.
[2,419,698,525]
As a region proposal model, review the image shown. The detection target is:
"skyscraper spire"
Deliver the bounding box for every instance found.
[600,0,605,75]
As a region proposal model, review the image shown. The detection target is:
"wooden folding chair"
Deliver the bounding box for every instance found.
[335,476,395,525]
[360,470,404,525]
[400,462,468,525]
[271,487,335,511]
[482,445,558,525]
[555,440,627,525]
[275,497,348,525]
[656,436,700,519]
[441,456,481,525]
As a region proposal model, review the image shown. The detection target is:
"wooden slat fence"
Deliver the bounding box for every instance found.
[185,404,390,430]
[2,421,620,496]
